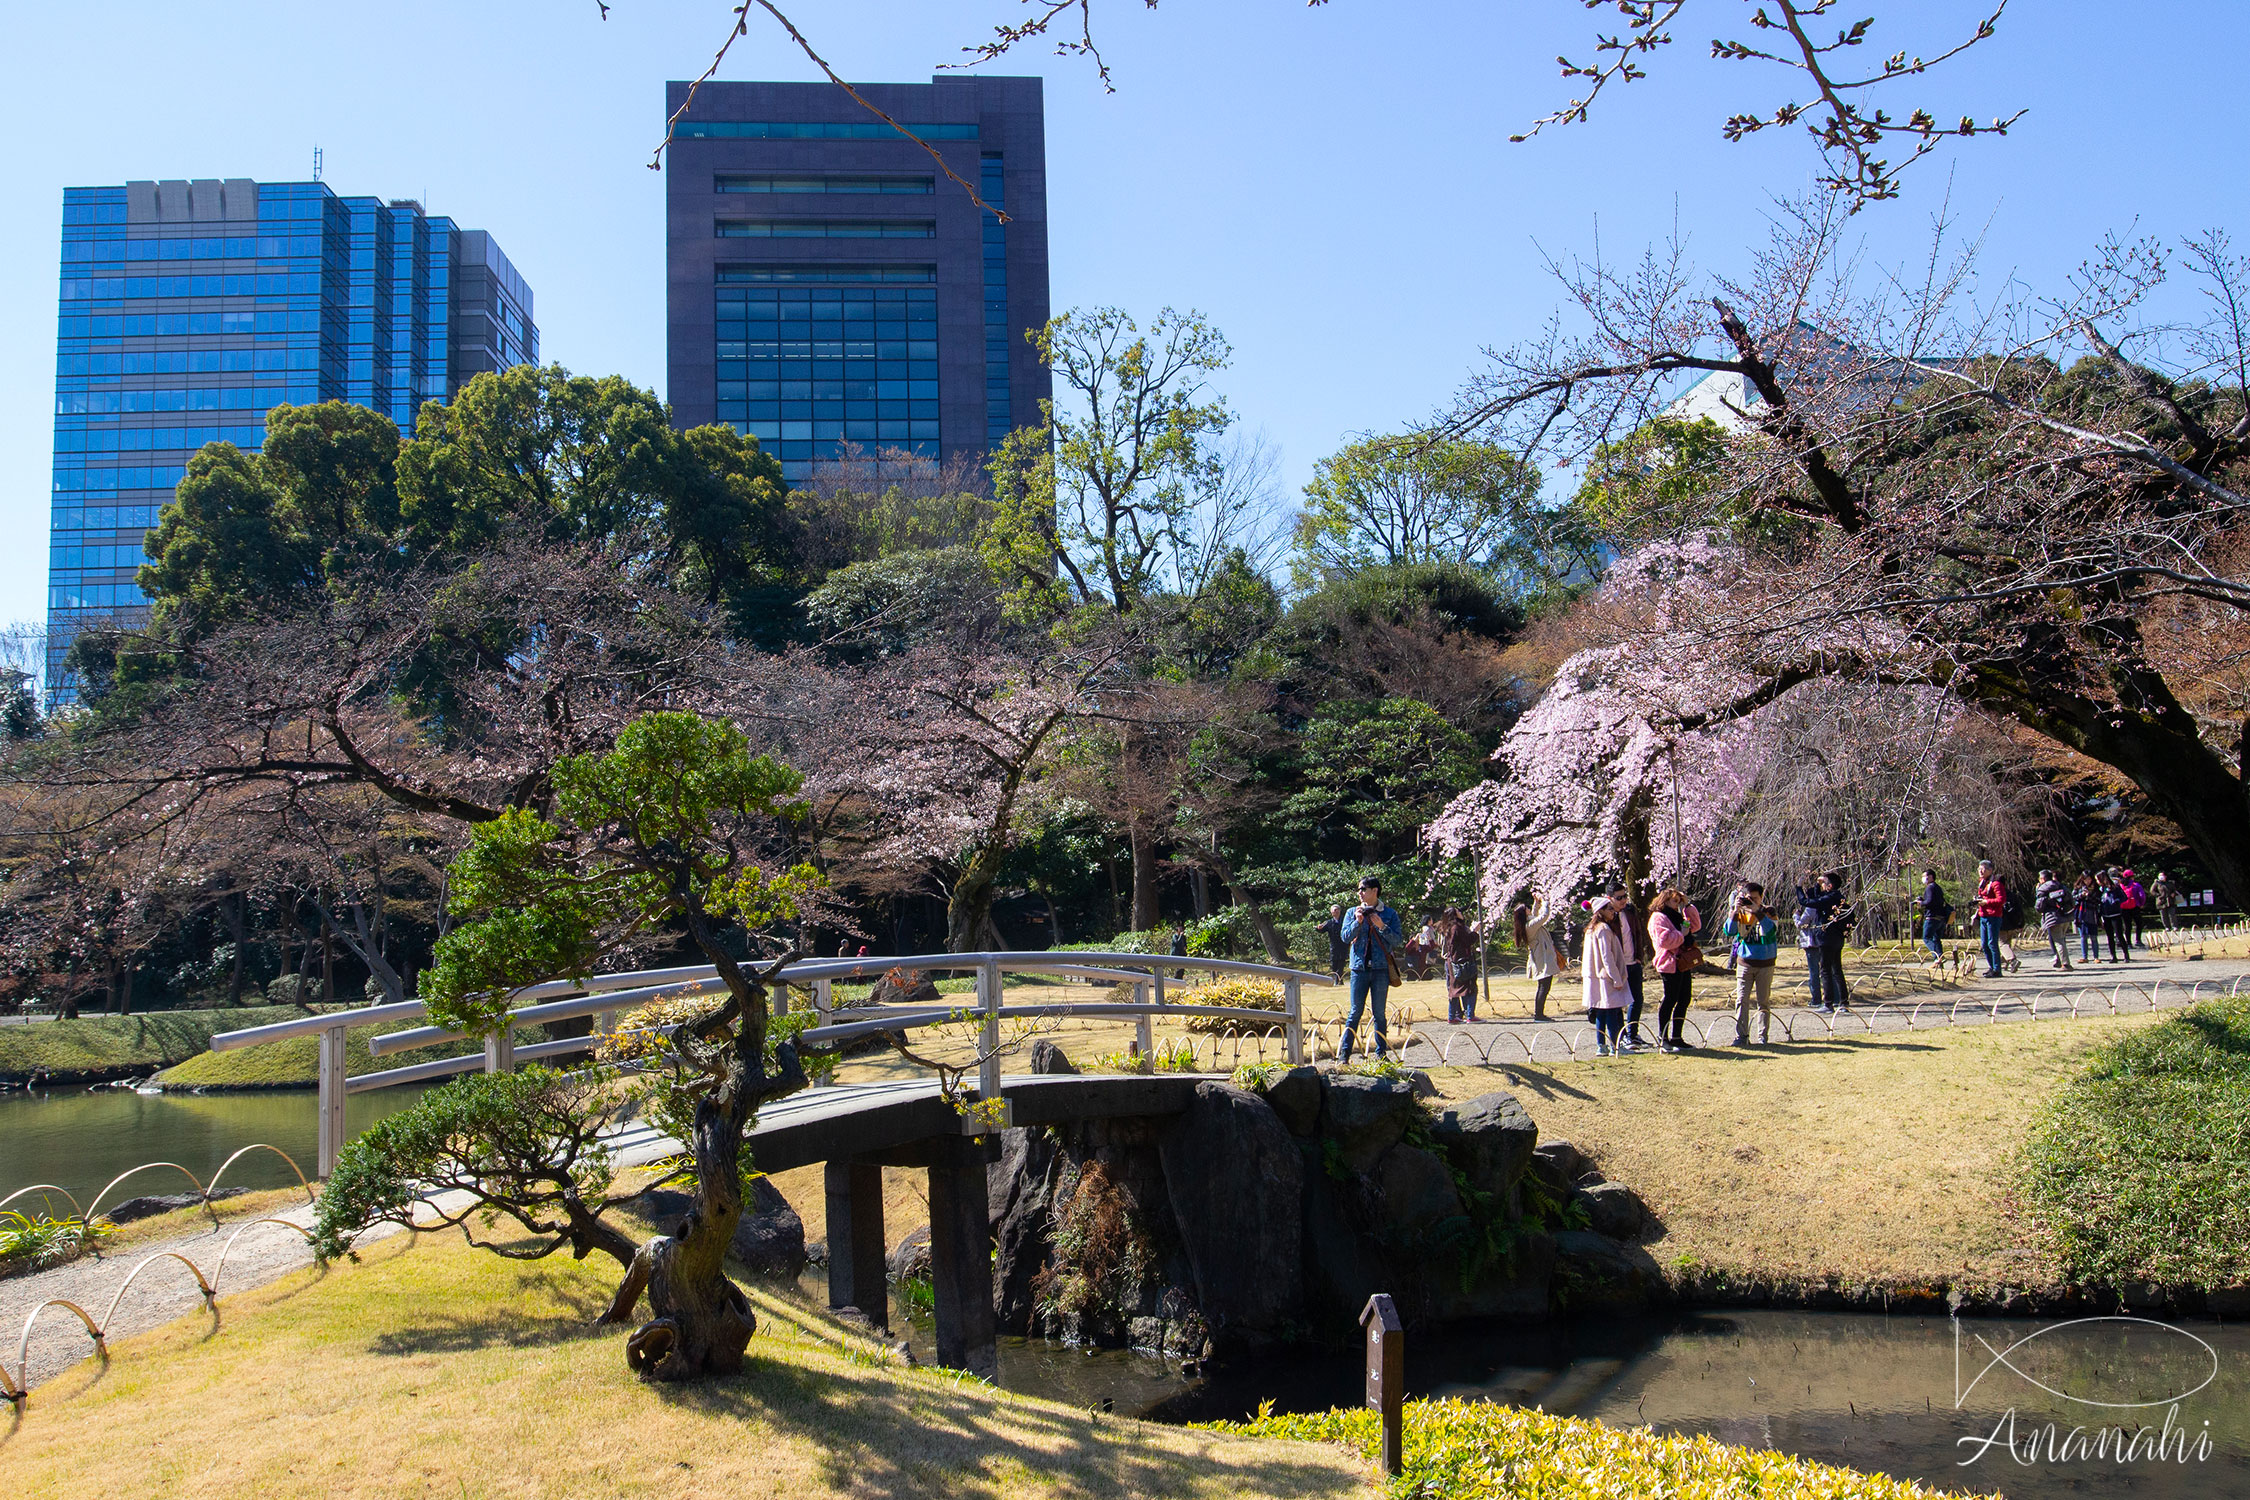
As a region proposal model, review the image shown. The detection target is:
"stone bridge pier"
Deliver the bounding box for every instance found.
[746,1073,1205,1374]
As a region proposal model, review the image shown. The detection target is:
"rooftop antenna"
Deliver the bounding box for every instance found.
[312,145,323,182]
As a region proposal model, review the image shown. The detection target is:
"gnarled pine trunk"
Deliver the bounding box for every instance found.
[598,955,806,1381]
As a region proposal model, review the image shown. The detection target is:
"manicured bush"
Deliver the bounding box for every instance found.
[1206,1397,1969,1498]
[2020,996,2250,1288]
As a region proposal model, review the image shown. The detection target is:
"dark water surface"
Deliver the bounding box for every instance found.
[898,1306,2250,1500]
[0,1083,430,1210]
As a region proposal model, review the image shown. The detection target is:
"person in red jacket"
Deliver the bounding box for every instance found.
[1975,860,2008,978]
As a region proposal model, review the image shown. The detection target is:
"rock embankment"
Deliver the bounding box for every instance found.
[979,1058,1665,1359]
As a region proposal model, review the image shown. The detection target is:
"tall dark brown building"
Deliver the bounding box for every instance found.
[663,76,1051,483]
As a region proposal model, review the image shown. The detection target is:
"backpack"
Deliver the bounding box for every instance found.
[2001,891,2025,930]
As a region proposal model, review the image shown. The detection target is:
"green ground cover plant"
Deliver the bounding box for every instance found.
[2020,995,2250,1288]
[152,1017,544,1088]
[0,1208,111,1274]
[1208,1397,1972,1499]
[0,1004,320,1078]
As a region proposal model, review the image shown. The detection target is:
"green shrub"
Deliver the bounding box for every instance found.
[0,1209,112,1273]
[2020,997,2250,1288]
[1204,1398,1971,1498]
[313,1066,649,1266]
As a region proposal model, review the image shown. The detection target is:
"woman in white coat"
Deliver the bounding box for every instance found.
[1581,896,1632,1055]
[1515,894,1566,1020]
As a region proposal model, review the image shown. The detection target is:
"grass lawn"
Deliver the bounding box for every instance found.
[0,1231,1367,1500]
[154,1019,547,1089]
[1426,1014,2171,1293]
[0,1005,321,1080]
[2021,995,2250,1288]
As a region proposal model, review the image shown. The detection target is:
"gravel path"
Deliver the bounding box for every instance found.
[1334,942,2250,1070]
[2,1121,678,1398]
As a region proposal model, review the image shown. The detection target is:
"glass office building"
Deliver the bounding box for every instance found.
[48,178,535,699]
[664,78,1049,485]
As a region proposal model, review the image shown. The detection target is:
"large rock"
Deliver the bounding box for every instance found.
[639,1179,806,1280]
[1299,1145,1389,1331]
[1577,1182,1654,1242]
[890,1224,932,1282]
[101,1187,247,1224]
[1262,1065,1324,1136]
[1319,1073,1418,1174]
[1029,1039,1079,1074]
[1430,1092,1538,1203]
[733,1177,808,1279]
[1535,1139,1599,1186]
[1372,1144,1462,1235]
[1158,1082,1304,1350]
[1424,1230,1558,1323]
[862,967,943,1006]
[1552,1229,1661,1314]
[988,1126,1064,1332]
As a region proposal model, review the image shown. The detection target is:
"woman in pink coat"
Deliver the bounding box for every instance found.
[1647,886,1703,1053]
[1580,897,1632,1056]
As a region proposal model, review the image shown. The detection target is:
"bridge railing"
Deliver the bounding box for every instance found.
[208,950,1335,1176]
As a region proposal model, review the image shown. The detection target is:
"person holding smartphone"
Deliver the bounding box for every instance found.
[1339,875,1402,1062]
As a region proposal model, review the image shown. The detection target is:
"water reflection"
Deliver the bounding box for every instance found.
[0,1084,429,1206]
[992,1308,2250,1500]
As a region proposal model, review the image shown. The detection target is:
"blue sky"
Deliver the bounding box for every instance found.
[3,1,2244,631]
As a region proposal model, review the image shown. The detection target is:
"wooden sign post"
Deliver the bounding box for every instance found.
[1360,1292,1404,1476]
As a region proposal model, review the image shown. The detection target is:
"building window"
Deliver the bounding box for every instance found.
[716,264,936,284]
[713,282,939,485]
[676,121,977,140]
[981,155,1011,448]
[715,174,934,195]
[716,220,936,239]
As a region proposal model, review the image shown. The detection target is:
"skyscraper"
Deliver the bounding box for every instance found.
[48,178,536,699]
[663,76,1051,484]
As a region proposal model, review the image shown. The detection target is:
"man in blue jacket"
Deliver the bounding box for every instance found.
[1339,875,1402,1062]
[1722,882,1780,1046]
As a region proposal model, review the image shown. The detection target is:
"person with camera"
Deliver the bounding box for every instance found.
[1791,871,1853,1014]
[1647,885,1703,1052]
[1722,884,1780,1045]
[1339,875,1402,1062]
[1515,893,1565,1020]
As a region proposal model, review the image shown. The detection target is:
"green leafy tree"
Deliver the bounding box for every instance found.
[1285,698,1484,861]
[396,711,823,1381]
[983,306,1233,620]
[1571,413,1739,539]
[1293,434,1544,582]
[312,1067,651,1268]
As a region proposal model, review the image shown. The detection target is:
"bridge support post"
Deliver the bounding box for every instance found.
[823,1160,888,1332]
[977,959,1002,1101]
[483,1030,514,1075]
[1284,978,1305,1065]
[1134,980,1153,1061]
[926,1136,998,1376]
[812,979,834,1087]
[316,1023,347,1178]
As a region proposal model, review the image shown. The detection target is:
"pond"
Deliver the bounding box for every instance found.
[0,1084,430,1211]
[900,1306,2250,1500]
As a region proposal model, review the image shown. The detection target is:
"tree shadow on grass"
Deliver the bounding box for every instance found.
[1486,1065,1595,1102]
[368,1274,614,1357]
[651,1353,1360,1500]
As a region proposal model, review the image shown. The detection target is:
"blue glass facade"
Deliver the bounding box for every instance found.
[666,78,1049,486]
[47,178,535,699]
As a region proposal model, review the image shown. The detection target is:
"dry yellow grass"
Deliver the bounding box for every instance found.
[1427,1014,2168,1289]
[0,1229,1368,1500]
